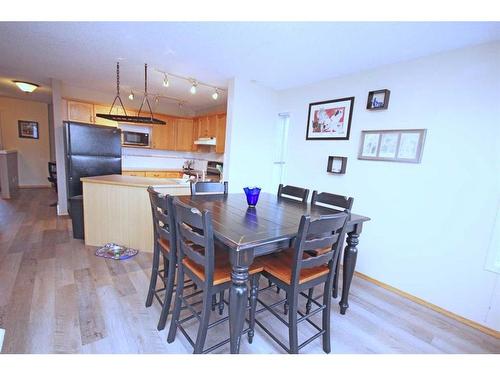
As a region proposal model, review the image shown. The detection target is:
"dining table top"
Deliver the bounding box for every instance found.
[176,192,370,251]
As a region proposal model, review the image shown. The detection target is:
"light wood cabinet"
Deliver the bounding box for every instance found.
[123,170,182,178]
[94,104,117,126]
[215,113,227,154]
[122,171,146,177]
[67,101,94,123]
[145,171,165,178]
[175,118,194,151]
[151,115,176,150]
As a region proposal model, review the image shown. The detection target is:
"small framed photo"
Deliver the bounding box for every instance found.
[367,89,390,110]
[306,97,354,140]
[18,120,39,139]
[358,129,426,163]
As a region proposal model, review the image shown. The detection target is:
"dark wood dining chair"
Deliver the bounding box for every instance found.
[167,198,263,353]
[145,187,195,331]
[310,190,354,299]
[191,181,228,195]
[252,211,349,354]
[277,183,309,203]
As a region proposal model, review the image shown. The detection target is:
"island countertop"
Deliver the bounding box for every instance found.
[81,174,190,188]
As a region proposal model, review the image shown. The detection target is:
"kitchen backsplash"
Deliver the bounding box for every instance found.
[122,147,224,170]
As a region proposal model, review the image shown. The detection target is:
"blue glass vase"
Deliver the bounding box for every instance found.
[243,187,261,207]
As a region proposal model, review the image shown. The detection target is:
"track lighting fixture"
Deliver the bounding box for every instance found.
[128,91,134,100]
[162,74,170,88]
[212,88,219,100]
[190,80,198,95]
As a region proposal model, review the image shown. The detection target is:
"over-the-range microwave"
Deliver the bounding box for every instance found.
[122,130,150,147]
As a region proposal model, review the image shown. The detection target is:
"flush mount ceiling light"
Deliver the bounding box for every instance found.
[13,80,39,93]
[212,88,219,100]
[190,80,198,95]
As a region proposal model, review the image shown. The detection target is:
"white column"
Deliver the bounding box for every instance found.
[51,78,68,215]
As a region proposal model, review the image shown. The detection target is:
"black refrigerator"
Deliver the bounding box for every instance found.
[64,121,122,239]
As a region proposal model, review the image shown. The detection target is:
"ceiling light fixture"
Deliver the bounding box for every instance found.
[190,80,198,95]
[162,74,170,88]
[212,88,219,100]
[128,91,134,100]
[13,80,39,93]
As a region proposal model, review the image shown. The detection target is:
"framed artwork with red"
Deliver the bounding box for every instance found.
[306,97,354,140]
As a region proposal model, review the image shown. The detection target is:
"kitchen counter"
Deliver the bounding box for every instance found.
[81,174,189,188]
[81,174,190,252]
[122,167,184,172]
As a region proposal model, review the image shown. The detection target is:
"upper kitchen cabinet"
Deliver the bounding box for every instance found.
[175,118,194,151]
[67,100,95,124]
[151,114,175,150]
[215,113,227,154]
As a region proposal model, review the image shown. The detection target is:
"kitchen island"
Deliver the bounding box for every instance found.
[81,174,190,252]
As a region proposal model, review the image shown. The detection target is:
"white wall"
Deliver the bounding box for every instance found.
[224,78,279,193]
[0,96,51,187]
[275,42,500,331]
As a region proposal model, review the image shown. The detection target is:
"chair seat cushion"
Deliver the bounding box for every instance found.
[157,238,170,252]
[182,244,264,286]
[260,248,329,285]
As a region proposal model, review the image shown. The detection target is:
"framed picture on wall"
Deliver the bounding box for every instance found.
[358,129,426,163]
[18,120,39,139]
[367,89,390,110]
[306,97,354,140]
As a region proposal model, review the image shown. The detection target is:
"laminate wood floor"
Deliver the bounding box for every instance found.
[0,189,499,354]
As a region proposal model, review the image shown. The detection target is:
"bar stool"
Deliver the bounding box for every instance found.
[145,187,194,331]
[167,198,263,354]
[309,190,353,299]
[252,212,349,354]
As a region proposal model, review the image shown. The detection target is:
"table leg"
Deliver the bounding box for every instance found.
[339,230,359,315]
[229,250,253,354]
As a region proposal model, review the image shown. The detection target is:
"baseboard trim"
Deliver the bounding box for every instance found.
[354,270,500,339]
[18,185,51,189]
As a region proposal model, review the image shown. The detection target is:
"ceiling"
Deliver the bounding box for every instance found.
[0,22,499,111]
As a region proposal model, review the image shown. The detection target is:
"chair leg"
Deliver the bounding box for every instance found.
[162,255,169,287]
[277,286,281,294]
[305,287,314,314]
[145,243,160,307]
[268,280,272,288]
[248,274,260,344]
[332,253,341,298]
[323,280,333,353]
[157,258,176,331]
[288,293,298,354]
[167,264,185,343]
[211,295,217,311]
[218,291,225,315]
[193,290,212,354]
[284,293,289,315]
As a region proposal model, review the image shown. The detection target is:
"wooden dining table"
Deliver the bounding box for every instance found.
[177,192,370,354]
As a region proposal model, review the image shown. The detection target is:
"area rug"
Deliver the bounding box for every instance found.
[95,243,138,260]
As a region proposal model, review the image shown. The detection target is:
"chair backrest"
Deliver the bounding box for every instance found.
[311,190,353,211]
[172,198,215,286]
[290,212,349,287]
[277,184,309,203]
[190,181,228,196]
[147,186,176,254]
[48,162,57,180]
